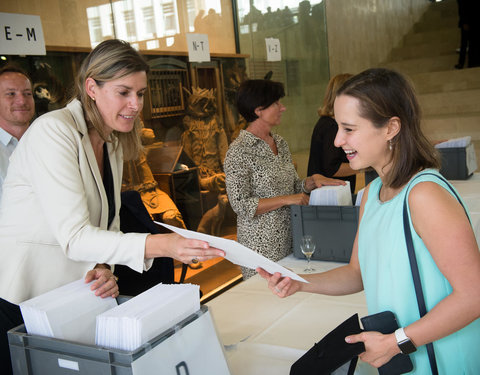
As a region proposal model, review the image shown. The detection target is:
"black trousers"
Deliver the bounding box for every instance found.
[0,298,23,375]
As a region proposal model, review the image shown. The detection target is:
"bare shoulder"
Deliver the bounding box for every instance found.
[408,180,459,211]
[408,180,468,236]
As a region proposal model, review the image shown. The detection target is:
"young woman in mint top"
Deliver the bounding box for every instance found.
[258,68,480,374]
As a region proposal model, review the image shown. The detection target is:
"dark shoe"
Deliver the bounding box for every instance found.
[454,64,463,69]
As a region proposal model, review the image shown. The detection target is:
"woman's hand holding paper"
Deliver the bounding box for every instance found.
[256,268,301,298]
[146,232,225,265]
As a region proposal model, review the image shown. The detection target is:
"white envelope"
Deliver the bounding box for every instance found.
[308,181,352,206]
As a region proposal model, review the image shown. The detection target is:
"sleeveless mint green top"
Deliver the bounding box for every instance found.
[358,169,480,374]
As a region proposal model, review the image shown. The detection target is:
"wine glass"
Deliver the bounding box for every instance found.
[300,235,316,272]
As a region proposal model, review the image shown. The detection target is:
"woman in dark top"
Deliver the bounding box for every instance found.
[307,73,357,192]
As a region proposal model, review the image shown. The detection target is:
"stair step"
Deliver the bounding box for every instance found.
[403,27,458,46]
[391,39,458,60]
[383,54,458,76]
[411,67,480,94]
[385,0,480,169]
[419,89,480,116]
[413,9,457,33]
[422,112,480,141]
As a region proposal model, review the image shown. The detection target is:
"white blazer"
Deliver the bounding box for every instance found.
[0,99,150,304]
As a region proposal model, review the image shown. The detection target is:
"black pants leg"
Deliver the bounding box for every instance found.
[458,28,468,67]
[0,298,23,375]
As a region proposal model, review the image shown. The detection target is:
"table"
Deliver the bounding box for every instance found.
[207,256,375,375]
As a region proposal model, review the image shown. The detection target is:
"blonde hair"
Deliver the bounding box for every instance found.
[318,73,353,117]
[74,39,149,161]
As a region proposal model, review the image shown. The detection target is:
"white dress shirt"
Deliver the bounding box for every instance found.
[0,127,19,204]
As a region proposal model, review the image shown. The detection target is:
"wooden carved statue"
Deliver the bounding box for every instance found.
[224,62,248,143]
[197,194,229,237]
[181,87,228,194]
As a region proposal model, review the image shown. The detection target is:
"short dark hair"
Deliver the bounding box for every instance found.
[0,64,32,84]
[236,79,285,122]
[337,68,439,188]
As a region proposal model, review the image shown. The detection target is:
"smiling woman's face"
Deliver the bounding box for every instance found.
[87,71,147,135]
[333,94,390,173]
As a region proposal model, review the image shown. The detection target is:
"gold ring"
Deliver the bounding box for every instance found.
[191,257,199,264]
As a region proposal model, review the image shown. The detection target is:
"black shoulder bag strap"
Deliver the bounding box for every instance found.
[403,172,470,375]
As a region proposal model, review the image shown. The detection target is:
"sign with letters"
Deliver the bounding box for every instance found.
[0,12,46,55]
[131,310,230,374]
[265,38,281,62]
[186,33,211,62]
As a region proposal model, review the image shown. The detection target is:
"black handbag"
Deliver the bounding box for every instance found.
[290,314,365,375]
[360,311,413,374]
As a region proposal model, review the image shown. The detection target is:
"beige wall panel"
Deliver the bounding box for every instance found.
[325,0,429,76]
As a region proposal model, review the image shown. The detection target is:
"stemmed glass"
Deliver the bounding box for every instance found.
[301,235,316,272]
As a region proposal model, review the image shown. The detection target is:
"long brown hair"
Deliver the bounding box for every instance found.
[318,73,353,117]
[337,68,440,188]
[74,39,149,161]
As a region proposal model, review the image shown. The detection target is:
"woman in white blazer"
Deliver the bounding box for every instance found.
[0,39,224,373]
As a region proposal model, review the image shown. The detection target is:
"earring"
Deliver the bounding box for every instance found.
[90,96,95,102]
[388,140,393,151]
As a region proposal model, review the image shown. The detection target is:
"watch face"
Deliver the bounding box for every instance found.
[399,339,417,355]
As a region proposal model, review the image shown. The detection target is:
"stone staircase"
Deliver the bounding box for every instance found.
[383,0,480,169]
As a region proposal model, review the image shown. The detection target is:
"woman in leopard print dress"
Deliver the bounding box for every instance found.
[224,79,344,279]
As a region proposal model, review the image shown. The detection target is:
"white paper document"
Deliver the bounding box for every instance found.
[96,284,200,351]
[156,222,307,283]
[435,136,471,148]
[20,279,118,345]
[308,182,352,206]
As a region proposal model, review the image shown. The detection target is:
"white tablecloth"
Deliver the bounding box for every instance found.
[207,256,374,375]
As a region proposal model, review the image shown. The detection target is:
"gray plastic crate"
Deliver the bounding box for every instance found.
[364,170,379,185]
[8,304,209,375]
[291,205,360,262]
[439,147,471,180]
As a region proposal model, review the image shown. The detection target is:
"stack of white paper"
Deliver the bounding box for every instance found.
[309,181,352,206]
[355,188,365,206]
[435,136,471,148]
[19,279,118,345]
[96,283,200,351]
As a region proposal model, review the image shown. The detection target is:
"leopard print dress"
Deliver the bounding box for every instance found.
[224,130,303,279]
